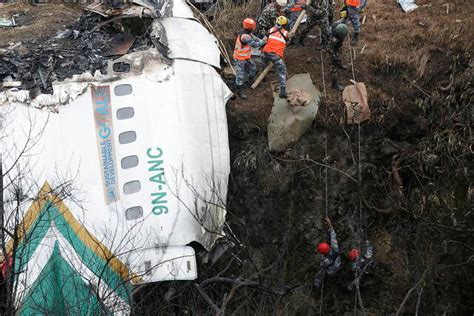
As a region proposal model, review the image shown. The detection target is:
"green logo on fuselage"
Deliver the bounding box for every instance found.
[147,147,168,215]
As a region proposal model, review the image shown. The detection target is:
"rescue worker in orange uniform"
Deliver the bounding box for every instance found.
[262,16,290,98]
[233,18,267,99]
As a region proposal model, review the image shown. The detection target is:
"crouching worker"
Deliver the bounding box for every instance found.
[314,216,342,289]
[347,240,374,291]
[330,22,348,91]
[233,18,267,99]
[262,16,290,98]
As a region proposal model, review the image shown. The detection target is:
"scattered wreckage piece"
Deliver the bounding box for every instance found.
[0,11,34,27]
[342,81,371,124]
[268,73,321,152]
[397,0,418,13]
[85,0,164,18]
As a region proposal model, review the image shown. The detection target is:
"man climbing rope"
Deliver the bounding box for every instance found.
[347,240,374,291]
[291,0,331,48]
[342,0,366,44]
[329,22,348,91]
[257,0,291,36]
[314,216,342,289]
[262,16,290,98]
[233,18,267,99]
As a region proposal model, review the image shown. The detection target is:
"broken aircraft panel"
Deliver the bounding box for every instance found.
[0,0,231,312]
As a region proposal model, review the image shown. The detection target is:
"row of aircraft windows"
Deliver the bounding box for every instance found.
[115,84,144,221]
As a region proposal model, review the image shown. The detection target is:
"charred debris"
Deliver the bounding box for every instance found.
[0,1,172,94]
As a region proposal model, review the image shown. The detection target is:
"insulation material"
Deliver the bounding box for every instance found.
[343,82,371,124]
[397,0,418,12]
[268,73,321,152]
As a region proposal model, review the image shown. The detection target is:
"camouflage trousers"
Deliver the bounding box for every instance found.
[295,13,330,46]
[262,52,287,90]
[314,264,341,289]
[234,59,258,87]
[343,5,361,33]
[330,44,342,81]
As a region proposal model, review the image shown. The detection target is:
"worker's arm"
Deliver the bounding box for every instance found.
[241,34,267,48]
[328,227,339,252]
[364,240,374,260]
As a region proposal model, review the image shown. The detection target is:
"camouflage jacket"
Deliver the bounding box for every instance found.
[258,3,291,32]
[320,226,341,275]
[350,240,374,276]
[239,32,266,48]
[304,0,331,19]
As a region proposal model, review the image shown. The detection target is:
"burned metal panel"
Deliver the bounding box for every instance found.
[161,18,221,68]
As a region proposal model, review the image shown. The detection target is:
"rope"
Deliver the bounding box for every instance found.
[347,34,356,82]
[353,288,358,316]
[349,27,366,316]
[319,29,329,217]
[319,278,324,316]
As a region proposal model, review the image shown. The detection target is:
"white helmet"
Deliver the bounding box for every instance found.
[276,0,287,7]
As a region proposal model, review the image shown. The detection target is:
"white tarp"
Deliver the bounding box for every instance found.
[397,0,418,12]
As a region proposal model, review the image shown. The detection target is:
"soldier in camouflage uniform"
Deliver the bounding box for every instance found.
[291,0,331,48]
[347,240,375,291]
[329,22,348,91]
[314,216,342,289]
[327,0,335,25]
[256,0,291,36]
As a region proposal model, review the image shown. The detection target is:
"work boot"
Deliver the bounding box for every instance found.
[351,32,359,45]
[279,87,287,98]
[236,86,247,99]
[332,79,344,92]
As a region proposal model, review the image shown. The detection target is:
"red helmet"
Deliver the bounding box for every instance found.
[348,249,360,261]
[317,242,331,254]
[243,18,257,30]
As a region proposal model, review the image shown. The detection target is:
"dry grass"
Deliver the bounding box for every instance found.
[0,3,81,45]
[210,0,261,51]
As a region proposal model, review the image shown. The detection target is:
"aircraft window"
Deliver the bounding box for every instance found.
[125,206,143,220]
[121,155,138,169]
[123,180,141,194]
[114,84,132,96]
[117,107,134,120]
[113,62,131,73]
[119,131,136,144]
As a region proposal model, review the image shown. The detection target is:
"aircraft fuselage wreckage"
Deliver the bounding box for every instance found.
[0,0,231,314]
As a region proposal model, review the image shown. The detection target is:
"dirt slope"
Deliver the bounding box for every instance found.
[221,0,473,314]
